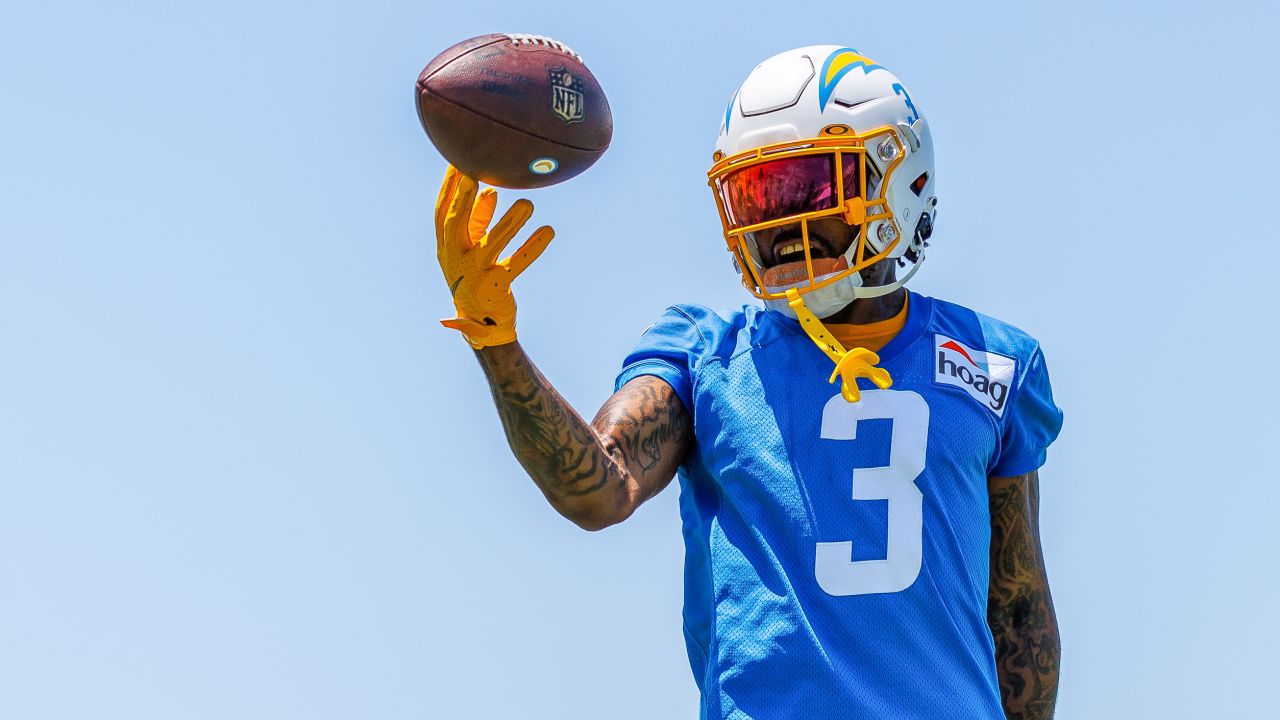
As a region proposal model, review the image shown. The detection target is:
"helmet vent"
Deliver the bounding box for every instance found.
[832,96,877,110]
[910,172,929,196]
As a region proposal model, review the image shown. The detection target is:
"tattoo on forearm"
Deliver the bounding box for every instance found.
[473,345,691,525]
[987,472,1060,720]
[481,349,611,499]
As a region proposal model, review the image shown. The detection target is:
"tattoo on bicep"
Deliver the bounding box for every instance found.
[489,353,611,499]
[597,379,690,477]
[987,471,1060,720]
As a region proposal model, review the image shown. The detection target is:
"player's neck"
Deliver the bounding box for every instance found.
[823,288,907,325]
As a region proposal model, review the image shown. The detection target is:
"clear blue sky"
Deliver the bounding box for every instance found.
[2,1,1276,718]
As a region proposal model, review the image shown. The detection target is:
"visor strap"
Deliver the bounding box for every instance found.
[785,288,893,403]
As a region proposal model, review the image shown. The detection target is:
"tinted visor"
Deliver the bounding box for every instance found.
[718,153,860,229]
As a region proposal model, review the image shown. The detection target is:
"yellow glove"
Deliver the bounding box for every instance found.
[435,166,554,348]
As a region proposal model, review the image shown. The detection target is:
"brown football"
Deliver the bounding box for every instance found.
[416,34,613,189]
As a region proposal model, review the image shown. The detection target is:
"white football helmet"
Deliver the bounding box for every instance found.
[708,46,937,318]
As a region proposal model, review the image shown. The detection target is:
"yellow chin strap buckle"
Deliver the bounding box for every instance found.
[786,288,893,403]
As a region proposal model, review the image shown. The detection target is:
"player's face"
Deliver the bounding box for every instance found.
[748,217,858,269]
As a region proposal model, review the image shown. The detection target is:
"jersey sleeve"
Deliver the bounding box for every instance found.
[991,345,1063,477]
[614,306,704,415]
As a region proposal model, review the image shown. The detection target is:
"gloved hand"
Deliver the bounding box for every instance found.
[435,166,554,348]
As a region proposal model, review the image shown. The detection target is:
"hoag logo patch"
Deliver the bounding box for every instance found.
[933,335,1015,416]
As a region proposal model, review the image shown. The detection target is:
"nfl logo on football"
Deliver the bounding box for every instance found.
[550,68,585,124]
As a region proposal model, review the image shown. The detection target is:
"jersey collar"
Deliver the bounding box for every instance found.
[754,291,933,362]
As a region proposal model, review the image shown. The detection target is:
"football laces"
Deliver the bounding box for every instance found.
[503,33,583,63]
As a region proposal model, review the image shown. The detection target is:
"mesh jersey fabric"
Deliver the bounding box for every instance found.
[614,292,1063,720]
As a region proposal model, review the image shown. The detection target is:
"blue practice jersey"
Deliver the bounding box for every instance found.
[614,292,1062,720]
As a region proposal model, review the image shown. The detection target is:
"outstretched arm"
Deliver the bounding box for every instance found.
[432,166,692,530]
[475,342,692,531]
[987,470,1061,720]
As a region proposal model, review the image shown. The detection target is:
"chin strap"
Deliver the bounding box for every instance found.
[849,254,924,299]
[786,288,893,403]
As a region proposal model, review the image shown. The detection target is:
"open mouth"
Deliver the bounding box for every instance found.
[754,227,855,289]
[767,230,837,267]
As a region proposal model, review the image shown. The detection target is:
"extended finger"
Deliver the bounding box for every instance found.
[479,198,534,266]
[435,165,465,238]
[434,170,461,256]
[440,316,491,337]
[501,225,555,279]
[443,172,480,251]
[469,188,498,243]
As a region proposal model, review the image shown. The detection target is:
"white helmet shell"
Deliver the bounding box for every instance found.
[714,46,937,318]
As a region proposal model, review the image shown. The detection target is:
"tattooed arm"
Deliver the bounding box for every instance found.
[473,342,693,531]
[987,470,1060,720]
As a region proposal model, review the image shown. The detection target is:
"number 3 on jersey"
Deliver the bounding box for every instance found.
[816,389,930,596]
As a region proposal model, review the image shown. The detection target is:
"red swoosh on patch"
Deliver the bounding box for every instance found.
[940,340,980,366]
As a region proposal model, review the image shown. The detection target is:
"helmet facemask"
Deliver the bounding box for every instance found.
[709,126,912,318]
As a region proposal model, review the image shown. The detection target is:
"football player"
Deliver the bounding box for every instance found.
[434,45,1063,720]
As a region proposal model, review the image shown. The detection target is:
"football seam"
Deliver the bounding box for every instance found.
[420,86,610,152]
[421,35,507,83]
